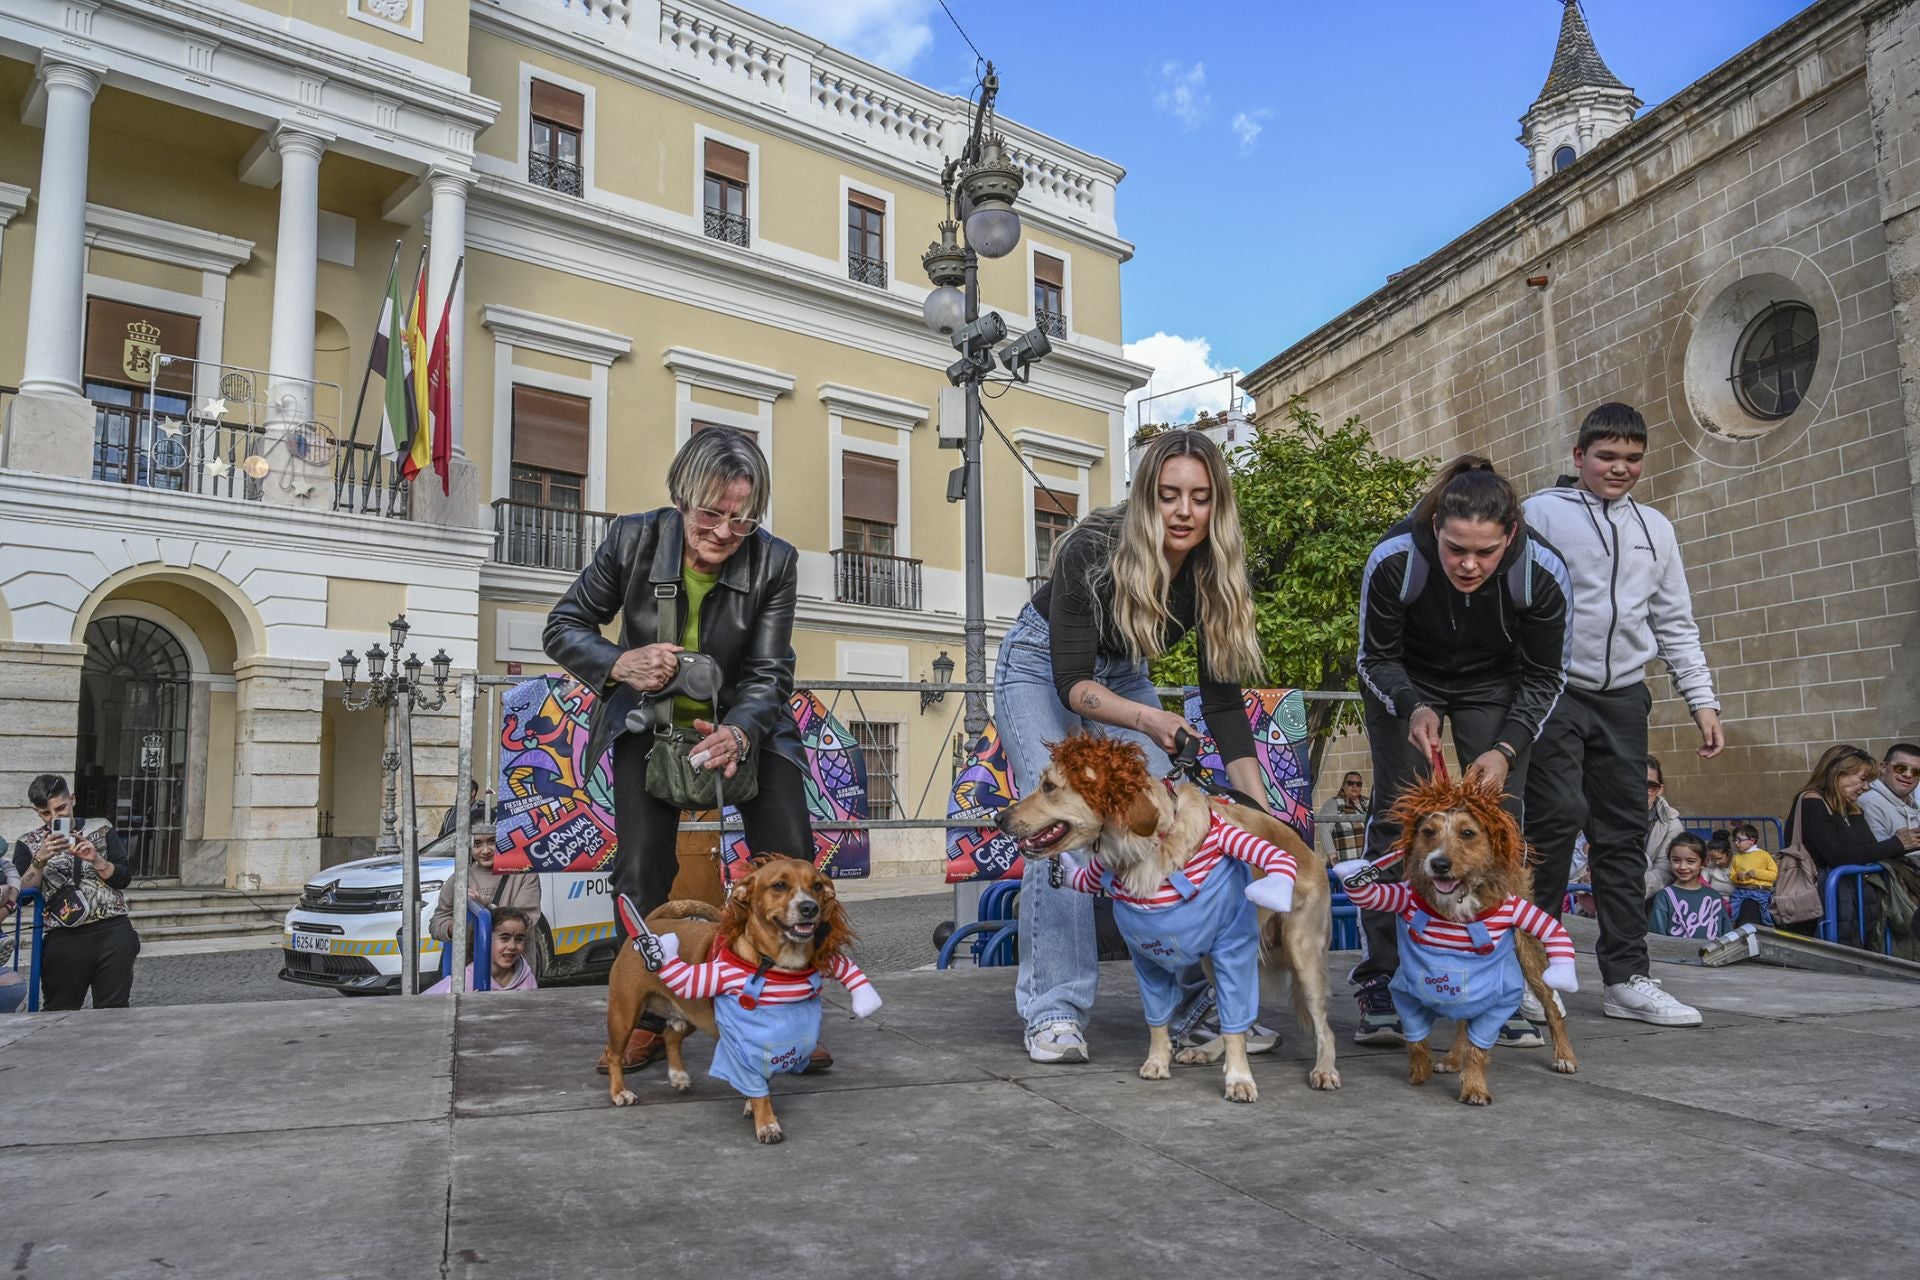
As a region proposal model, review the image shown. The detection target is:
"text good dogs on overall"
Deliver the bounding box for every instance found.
[996,734,1341,1100]
[1333,775,1579,1106]
[600,856,879,1144]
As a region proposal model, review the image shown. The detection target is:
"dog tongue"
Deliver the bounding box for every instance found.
[1431,878,1460,895]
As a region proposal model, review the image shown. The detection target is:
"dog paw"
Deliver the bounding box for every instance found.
[1551,1056,1578,1076]
[611,1089,638,1107]
[1459,1086,1493,1107]
[1138,1057,1172,1081]
[742,1101,755,1118]
[667,1068,692,1091]
[755,1122,785,1145]
[1174,1041,1224,1066]
[1432,1059,1460,1075]
[1223,1074,1258,1104]
[1309,1067,1342,1091]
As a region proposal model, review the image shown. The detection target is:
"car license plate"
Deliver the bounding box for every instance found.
[291,933,332,954]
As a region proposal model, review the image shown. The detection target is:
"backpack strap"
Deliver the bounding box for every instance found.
[1400,537,1533,612]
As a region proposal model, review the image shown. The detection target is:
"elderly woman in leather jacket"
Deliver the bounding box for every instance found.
[545,428,820,1070]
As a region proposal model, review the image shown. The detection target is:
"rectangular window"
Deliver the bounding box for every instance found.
[841,454,897,555]
[506,385,592,569]
[1033,486,1077,577]
[529,81,584,196]
[1033,252,1066,338]
[703,139,751,246]
[849,721,899,820]
[84,298,206,493]
[847,190,887,287]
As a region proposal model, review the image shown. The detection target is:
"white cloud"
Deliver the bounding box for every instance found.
[1152,60,1210,130]
[1124,333,1243,428]
[1231,108,1272,153]
[750,0,937,72]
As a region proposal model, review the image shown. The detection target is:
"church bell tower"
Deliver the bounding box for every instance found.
[1519,1,1642,185]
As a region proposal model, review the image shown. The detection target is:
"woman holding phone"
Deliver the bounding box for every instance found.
[11,773,140,1009]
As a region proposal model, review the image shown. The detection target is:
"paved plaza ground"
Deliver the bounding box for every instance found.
[4,935,1918,1279]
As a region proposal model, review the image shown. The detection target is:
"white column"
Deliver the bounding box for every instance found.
[18,59,102,398]
[426,169,472,455]
[266,126,328,424]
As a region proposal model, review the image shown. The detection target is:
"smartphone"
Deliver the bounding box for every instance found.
[49,817,77,838]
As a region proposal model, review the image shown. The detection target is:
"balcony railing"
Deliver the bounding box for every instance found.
[1036,309,1067,338]
[833,548,922,611]
[333,439,411,519]
[529,153,583,196]
[493,497,613,573]
[848,253,888,287]
[1027,575,1050,597]
[704,208,751,246]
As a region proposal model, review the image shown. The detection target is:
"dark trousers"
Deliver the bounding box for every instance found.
[1352,674,1531,985]
[1524,683,1652,987]
[40,915,140,1010]
[611,734,813,927]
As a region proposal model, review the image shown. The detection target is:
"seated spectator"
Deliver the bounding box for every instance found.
[1565,833,1596,918]
[1316,771,1368,861]
[1648,834,1724,941]
[1642,755,1686,900]
[1701,833,1733,899]
[1727,822,1777,927]
[428,822,542,943]
[1782,745,1920,946]
[426,906,539,994]
[1858,742,1920,842]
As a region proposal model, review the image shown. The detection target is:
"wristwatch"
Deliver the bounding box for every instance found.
[1492,741,1518,765]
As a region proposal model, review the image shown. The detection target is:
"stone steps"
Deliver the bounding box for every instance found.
[124,888,299,936]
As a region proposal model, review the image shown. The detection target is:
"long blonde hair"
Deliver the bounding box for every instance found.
[1053,430,1263,683]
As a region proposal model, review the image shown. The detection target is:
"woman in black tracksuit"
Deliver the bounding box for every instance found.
[1348,456,1572,1045]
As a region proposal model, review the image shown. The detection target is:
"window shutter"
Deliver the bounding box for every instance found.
[1034,488,1077,519]
[84,297,200,393]
[1034,252,1065,288]
[530,81,585,131]
[705,139,750,184]
[511,385,591,476]
[843,454,897,525]
[848,189,886,215]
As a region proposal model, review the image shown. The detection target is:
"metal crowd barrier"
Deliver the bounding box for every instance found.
[1679,815,1786,848]
[7,887,43,1012]
[437,900,496,992]
[1819,863,1897,955]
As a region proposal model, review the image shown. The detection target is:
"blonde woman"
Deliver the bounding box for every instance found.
[995,429,1267,1063]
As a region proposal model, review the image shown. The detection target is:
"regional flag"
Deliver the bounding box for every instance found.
[401,261,432,480]
[426,257,462,495]
[377,260,414,461]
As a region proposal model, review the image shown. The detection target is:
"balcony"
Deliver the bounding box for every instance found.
[833,548,922,611]
[704,208,750,246]
[848,253,888,288]
[529,153,583,196]
[1036,309,1067,339]
[1027,574,1050,597]
[492,498,613,573]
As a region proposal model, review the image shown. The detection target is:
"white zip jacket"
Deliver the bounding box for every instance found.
[1522,484,1720,710]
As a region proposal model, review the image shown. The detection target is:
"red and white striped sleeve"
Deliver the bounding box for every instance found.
[1507,898,1577,963]
[1212,819,1299,882]
[823,951,872,995]
[1344,880,1414,915]
[1055,857,1103,895]
[657,956,741,1000]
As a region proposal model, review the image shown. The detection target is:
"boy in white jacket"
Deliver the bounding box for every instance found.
[1522,403,1722,1029]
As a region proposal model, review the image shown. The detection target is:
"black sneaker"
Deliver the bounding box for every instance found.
[1352,977,1404,1045]
[1495,1015,1544,1048]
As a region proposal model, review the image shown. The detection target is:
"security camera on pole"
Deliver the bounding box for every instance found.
[921,63,1051,736]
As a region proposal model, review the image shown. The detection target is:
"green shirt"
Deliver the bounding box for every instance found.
[672,564,720,727]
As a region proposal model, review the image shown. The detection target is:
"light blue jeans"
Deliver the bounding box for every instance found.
[995,605,1209,1035]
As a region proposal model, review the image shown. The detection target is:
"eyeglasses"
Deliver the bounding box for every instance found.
[1889,764,1920,778]
[1645,780,1663,791]
[685,505,761,537]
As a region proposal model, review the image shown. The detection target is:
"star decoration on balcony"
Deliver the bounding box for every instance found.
[291,481,316,500]
[157,417,185,437]
[200,397,230,420]
[205,456,233,478]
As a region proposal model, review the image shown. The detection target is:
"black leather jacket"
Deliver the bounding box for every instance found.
[543,507,805,774]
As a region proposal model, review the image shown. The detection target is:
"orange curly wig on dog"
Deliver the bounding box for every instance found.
[1382,774,1527,874]
[1050,734,1155,820]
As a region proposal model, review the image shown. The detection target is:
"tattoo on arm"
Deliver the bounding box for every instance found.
[1077,690,1102,712]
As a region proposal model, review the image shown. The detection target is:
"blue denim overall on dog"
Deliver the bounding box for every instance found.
[1388,910,1523,1051]
[710,967,823,1098]
[1104,857,1261,1034]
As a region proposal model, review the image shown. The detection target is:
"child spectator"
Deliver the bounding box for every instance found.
[1727,822,1776,926]
[1702,833,1733,899]
[1648,834,1723,941]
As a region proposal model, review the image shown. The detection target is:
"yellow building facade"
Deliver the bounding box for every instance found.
[0,0,1144,887]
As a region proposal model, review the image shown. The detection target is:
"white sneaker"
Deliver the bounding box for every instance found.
[1024,1019,1090,1063]
[1519,990,1566,1022]
[1602,974,1702,1026]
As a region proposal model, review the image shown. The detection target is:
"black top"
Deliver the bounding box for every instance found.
[1786,793,1908,870]
[1356,515,1571,748]
[1032,524,1257,765]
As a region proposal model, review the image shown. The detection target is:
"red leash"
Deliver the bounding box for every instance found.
[1366,744,1451,872]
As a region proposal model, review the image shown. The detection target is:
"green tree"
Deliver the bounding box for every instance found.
[1152,397,1434,781]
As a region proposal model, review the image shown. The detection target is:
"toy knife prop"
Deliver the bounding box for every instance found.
[616,894,665,971]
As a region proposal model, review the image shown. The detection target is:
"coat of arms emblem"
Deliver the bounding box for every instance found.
[122,317,164,383]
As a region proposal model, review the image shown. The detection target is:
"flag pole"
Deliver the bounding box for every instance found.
[338,240,403,510]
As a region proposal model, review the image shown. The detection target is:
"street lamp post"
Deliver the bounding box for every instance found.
[338,614,452,995]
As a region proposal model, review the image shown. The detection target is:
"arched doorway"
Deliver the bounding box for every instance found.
[77,615,192,879]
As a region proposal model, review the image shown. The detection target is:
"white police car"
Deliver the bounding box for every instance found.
[278,828,617,994]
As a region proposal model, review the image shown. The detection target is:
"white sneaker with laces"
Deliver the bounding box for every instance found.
[1519,989,1566,1022]
[1024,1019,1091,1063]
[1602,974,1702,1026]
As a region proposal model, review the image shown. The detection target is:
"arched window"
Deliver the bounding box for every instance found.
[77,615,193,879]
[1552,145,1577,173]
[1730,302,1819,420]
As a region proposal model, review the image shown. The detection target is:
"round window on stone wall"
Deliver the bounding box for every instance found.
[1729,301,1818,421]
[1553,145,1577,173]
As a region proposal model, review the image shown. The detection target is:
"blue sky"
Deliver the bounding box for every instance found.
[755,1,1812,418]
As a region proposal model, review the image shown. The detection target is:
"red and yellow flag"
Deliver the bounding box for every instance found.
[401,259,432,480]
